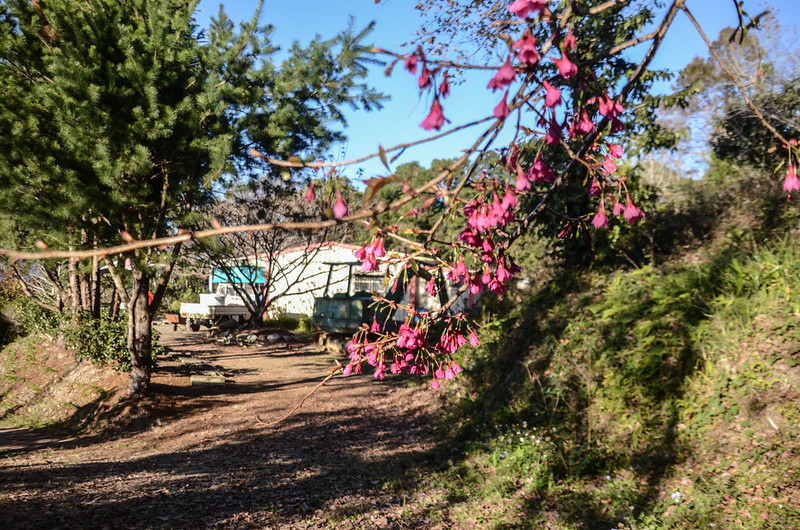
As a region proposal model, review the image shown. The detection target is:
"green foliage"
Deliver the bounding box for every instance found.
[11,297,64,339]
[429,226,800,527]
[260,314,314,333]
[164,277,207,315]
[0,0,384,388]
[66,312,163,371]
[296,316,313,333]
[712,79,800,169]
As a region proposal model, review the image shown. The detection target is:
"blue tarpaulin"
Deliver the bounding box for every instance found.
[212,265,265,285]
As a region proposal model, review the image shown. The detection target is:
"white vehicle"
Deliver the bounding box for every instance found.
[179,289,250,331]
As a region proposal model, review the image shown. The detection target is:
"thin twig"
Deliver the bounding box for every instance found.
[255,365,343,427]
[252,117,493,169]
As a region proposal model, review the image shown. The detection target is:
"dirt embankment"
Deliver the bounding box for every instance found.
[0,324,444,529]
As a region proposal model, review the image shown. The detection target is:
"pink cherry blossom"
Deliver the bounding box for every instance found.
[354,236,385,273]
[553,51,577,79]
[573,109,594,136]
[513,30,540,65]
[508,0,548,18]
[591,201,608,228]
[783,163,799,197]
[488,57,516,91]
[468,272,483,295]
[425,276,438,296]
[437,328,467,354]
[612,196,624,216]
[305,182,316,203]
[420,98,446,131]
[468,329,481,347]
[418,65,432,89]
[390,361,404,374]
[439,72,450,98]
[488,276,507,295]
[563,27,577,52]
[494,91,510,119]
[598,94,624,118]
[528,156,556,183]
[404,53,418,75]
[458,228,481,248]
[545,116,562,145]
[589,178,601,196]
[447,256,468,283]
[624,193,645,224]
[481,236,495,254]
[502,186,518,210]
[515,163,531,191]
[609,143,624,159]
[373,363,386,380]
[495,261,512,284]
[333,190,348,218]
[543,80,562,108]
[602,155,618,174]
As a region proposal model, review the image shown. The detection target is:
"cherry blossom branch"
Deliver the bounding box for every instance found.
[0,148,471,262]
[506,0,683,247]
[250,116,493,170]
[373,47,502,71]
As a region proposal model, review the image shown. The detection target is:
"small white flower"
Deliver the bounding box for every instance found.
[670,491,681,502]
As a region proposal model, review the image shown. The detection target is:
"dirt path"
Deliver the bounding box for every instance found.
[0,324,443,529]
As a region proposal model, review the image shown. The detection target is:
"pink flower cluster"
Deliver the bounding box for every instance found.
[587,143,645,228]
[784,162,799,198]
[405,47,451,131]
[354,236,386,272]
[339,0,659,392]
[342,315,474,390]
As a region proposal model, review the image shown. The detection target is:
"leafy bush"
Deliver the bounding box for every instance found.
[296,315,313,333]
[263,314,301,331]
[66,311,163,371]
[11,296,64,338]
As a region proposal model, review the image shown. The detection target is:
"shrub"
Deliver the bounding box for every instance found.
[11,296,64,338]
[66,311,163,371]
[263,314,301,331]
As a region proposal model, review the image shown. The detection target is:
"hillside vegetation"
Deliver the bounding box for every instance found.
[406,167,800,528]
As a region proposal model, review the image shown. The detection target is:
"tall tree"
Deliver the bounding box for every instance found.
[0,0,384,395]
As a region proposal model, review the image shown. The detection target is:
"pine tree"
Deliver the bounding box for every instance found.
[0,0,384,395]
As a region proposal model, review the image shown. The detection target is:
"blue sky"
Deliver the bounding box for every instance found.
[195,0,799,183]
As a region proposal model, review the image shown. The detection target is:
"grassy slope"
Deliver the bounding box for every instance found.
[402,233,800,528]
[0,334,126,431]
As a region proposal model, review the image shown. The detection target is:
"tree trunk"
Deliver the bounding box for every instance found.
[80,271,91,312]
[127,272,152,396]
[68,255,81,310]
[110,288,120,320]
[91,255,101,319]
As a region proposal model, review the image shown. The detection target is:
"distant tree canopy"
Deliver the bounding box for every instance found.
[712,79,800,169]
[667,21,800,172]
